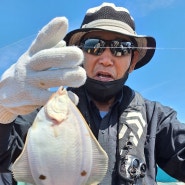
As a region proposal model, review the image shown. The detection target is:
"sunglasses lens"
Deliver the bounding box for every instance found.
[80,39,133,56]
[82,39,104,55]
[111,41,132,57]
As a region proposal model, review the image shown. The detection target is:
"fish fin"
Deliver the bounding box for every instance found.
[11,133,36,185]
[85,123,108,185]
[69,100,108,185]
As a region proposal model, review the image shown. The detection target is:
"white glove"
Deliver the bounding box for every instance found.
[0,17,86,124]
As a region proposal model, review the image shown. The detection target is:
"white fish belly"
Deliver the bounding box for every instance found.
[12,88,108,185]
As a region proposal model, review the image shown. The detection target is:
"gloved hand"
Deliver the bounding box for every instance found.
[0,17,86,124]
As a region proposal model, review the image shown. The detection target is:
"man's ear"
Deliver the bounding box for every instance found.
[129,50,139,73]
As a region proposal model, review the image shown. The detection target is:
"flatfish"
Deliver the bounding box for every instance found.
[12,87,108,185]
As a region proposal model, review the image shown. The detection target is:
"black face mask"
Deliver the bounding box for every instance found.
[84,72,129,102]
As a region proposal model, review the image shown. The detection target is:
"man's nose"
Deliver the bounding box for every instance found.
[98,48,114,66]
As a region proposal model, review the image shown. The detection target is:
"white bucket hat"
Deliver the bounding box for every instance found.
[65,2,156,69]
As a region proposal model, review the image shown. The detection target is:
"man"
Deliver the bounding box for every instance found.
[0,2,185,185]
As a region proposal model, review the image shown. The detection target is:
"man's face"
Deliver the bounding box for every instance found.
[82,31,138,82]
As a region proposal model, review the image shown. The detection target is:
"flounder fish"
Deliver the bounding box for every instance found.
[12,87,108,185]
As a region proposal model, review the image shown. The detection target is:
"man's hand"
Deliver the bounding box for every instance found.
[0,17,86,124]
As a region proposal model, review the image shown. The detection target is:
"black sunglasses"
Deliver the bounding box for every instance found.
[79,38,135,57]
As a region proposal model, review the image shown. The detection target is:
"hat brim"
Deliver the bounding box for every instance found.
[64,27,156,69]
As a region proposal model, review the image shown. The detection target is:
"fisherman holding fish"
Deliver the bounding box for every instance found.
[0,2,185,185]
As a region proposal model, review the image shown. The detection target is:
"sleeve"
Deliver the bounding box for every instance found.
[0,122,14,172]
[0,109,39,173]
[0,172,13,185]
[150,101,185,182]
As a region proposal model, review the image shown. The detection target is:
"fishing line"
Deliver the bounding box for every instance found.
[1,42,185,50]
[132,47,185,50]
[87,46,185,50]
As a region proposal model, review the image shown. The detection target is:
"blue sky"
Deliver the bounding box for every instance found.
[0,0,184,123]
